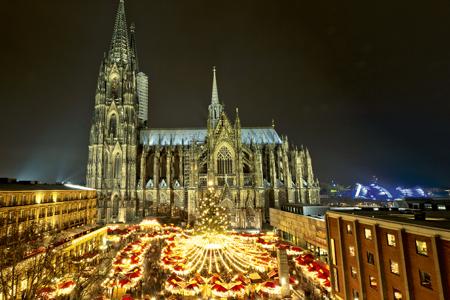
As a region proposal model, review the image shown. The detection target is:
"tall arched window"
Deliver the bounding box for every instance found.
[114,153,121,179]
[217,147,233,175]
[109,115,117,138]
[103,154,109,178]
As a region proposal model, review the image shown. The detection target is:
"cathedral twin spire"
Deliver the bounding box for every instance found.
[109,0,130,64]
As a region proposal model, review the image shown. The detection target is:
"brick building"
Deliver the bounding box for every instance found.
[326,210,450,300]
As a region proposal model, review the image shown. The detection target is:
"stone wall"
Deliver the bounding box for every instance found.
[269,208,327,250]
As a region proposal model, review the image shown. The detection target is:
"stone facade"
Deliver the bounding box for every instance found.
[86,0,320,228]
[0,183,97,240]
[269,208,328,252]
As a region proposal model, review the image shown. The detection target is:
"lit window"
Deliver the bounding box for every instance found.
[416,240,428,256]
[351,266,357,278]
[330,238,337,265]
[390,260,400,275]
[364,228,373,240]
[419,270,432,289]
[369,275,377,288]
[367,252,375,264]
[424,203,432,209]
[437,204,446,210]
[217,147,233,175]
[349,246,355,256]
[352,289,359,300]
[393,288,403,300]
[387,233,396,247]
[346,224,352,234]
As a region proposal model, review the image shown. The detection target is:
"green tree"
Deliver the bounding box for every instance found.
[195,189,229,234]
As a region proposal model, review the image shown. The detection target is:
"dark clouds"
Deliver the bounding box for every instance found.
[0,0,449,187]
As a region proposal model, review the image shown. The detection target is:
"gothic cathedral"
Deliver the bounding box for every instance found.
[86,0,320,228]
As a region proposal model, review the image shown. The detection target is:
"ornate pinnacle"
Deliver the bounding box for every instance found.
[211,66,219,104]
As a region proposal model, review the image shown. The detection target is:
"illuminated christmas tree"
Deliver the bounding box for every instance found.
[195,189,230,234]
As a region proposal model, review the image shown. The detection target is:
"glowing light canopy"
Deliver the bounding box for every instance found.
[161,233,275,276]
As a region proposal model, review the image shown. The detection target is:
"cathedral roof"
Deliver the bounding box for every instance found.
[140,127,282,146]
[141,128,207,146]
[241,127,282,145]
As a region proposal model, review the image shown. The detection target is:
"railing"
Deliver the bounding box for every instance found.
[197,175,254,187]
[217,176,234,187]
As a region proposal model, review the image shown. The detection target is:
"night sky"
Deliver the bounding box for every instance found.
[1,0,450,187]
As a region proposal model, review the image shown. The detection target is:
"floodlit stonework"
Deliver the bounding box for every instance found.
[86,0,320,227]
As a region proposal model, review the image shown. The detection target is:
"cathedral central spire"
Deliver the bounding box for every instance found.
[109,0,130,63]
[208,66,223,128]
[212,66,219,104]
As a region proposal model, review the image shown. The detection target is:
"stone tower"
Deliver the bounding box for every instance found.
[86,0,145,223]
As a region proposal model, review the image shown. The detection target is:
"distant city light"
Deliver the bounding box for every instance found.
[339,182,429,200]
[64,183,95,190]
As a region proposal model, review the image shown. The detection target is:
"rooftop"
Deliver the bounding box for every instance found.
[140,127,283,146]
[328,209,450,231]
[0,178,93,192]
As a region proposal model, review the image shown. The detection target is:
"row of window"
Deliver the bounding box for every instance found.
[1,206,95,222]
[0,193,94,207]
[353,288,402,300]
[349,260,399,280]
[331,265,421,298]
[349,270,431,300]
[346,223,429,256]
[347,247,424,275]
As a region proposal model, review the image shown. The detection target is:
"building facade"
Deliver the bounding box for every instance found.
[86,0,320,227]
[0,179,107,299]
[0,180,98,240]
[270,207,328,259]
[326,211,450,300]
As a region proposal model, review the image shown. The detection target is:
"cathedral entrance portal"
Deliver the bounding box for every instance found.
[112,194,120,219]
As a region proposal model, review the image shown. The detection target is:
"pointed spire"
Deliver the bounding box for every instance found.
[129,23,139,71]
[235,107,241,128]
[208,66,223,128]
[211,66,219,104]
[109,0,130,63]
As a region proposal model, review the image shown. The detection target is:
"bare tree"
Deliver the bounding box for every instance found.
[68,248,113,300]
[0,221,63,300]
